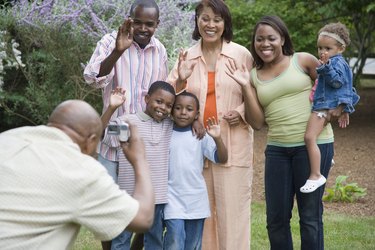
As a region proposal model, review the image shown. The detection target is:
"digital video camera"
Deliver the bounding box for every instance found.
[107,122,130,142]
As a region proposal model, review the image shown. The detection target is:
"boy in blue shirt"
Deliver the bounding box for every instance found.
[163,91,228,250]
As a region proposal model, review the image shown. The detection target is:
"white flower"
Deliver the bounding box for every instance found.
[0,76,4,91]
[11,39,25,68]
[0,51,7,59]
[0,31,26,91]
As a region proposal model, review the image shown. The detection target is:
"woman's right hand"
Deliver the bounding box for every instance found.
[177,49,196,82]
[225,59,250,87]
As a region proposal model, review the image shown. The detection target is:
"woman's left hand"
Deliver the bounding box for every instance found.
[223,110,241,126]
[225,59,250,87]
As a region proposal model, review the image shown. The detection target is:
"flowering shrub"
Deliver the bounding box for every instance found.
[156,0,197,67]
[0,30,25,91]
[10,0,196,67]
[11,0,131,41]
[0,0,196,130]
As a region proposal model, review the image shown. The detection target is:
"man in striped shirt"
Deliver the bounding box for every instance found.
[83,0,168,185]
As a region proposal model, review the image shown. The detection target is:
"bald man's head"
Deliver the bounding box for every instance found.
[48,100,102,156]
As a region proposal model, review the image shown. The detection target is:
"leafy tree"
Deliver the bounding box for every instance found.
[226,0,321,53]
[309,0,375,84]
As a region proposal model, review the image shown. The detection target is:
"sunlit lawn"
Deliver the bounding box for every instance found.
[73,202,375,250]
[250,202,375,250]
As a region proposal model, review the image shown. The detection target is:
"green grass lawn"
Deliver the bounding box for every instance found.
[250,202,375,250]
[73,202,375,250]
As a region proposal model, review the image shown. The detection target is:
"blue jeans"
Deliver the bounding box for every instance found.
[163,219,205,250]
[97,154,118,183]
[264,143,333,250]
[111,204,165,250]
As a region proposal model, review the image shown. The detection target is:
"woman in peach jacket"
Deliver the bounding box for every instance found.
[167,1,254,249]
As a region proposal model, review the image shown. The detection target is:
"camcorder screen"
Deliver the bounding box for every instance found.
[107,125,120,135]
[107,123,130,141]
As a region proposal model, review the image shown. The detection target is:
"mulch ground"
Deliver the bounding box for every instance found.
[251,88,375,217]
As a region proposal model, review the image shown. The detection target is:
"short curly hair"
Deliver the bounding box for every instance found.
[318,22,350,47]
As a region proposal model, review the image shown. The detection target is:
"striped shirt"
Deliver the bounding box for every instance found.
[84,31,169,161]
[102,112,173,204]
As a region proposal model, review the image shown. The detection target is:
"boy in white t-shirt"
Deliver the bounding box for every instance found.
[163,91,228,250]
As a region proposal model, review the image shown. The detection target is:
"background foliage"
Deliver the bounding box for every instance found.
[0,0,196,131]
[0,0,374,131]
[323,175,367,203]
[227,0,375,83]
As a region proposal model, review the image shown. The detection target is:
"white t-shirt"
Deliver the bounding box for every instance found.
[164,126,218,220]
[0,126,139,250]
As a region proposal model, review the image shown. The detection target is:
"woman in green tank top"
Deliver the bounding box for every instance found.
[226,15,334,250]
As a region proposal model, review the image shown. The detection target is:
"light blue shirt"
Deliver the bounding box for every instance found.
[164,126,218,220]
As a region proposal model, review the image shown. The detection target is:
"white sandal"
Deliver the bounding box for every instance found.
[300,176,326,193]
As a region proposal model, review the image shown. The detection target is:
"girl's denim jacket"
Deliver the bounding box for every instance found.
[312,54,359,113]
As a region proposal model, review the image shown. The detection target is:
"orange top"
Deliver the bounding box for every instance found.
[203,72,218,127]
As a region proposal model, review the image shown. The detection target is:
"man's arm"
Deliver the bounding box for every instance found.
[97,50,123,78]
[121,122,154,232]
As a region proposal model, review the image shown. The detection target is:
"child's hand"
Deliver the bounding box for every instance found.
[206,117,221,139]
[329,104,345,120]
[109,87,126,109]
[319,52,329,65]
[338,112,349,128]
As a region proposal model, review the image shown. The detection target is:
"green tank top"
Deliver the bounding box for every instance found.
[251,53,334,146]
